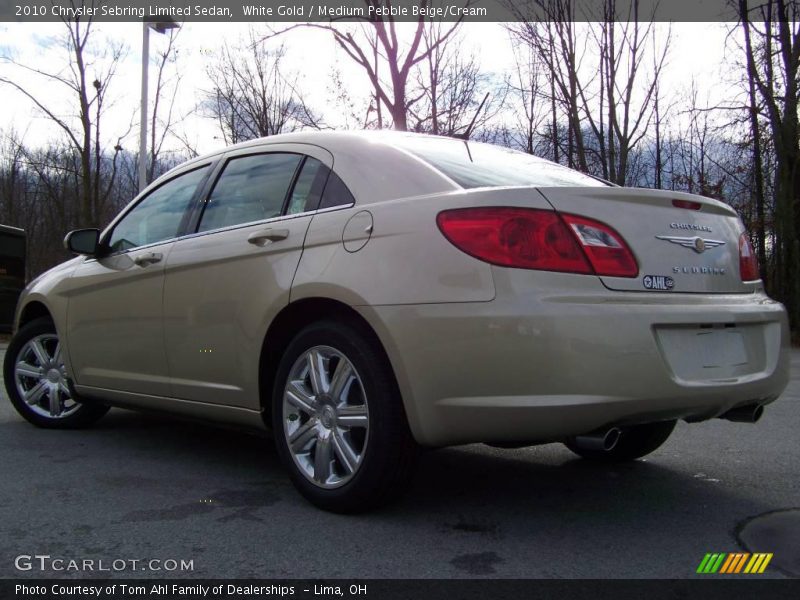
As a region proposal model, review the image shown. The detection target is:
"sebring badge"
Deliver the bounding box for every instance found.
[655,235,726,254]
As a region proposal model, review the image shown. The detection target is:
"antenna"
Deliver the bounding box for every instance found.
[457,92,490,141]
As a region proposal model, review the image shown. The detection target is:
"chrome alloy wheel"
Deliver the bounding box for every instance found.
[282,345,369,489]
[14,333,79,419]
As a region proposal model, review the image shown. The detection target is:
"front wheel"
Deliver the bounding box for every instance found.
[3,317,109,428]
[272,320,417,513]
[564,420,676,462]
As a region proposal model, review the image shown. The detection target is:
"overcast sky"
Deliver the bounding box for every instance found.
[0,21,740,157]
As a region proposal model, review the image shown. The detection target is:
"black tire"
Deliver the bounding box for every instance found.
[3,317,109,429]
[272,319,417,513]
[564,420,676,462]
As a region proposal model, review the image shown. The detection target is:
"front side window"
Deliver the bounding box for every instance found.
[107,166,209,253]
[198,153,302,232]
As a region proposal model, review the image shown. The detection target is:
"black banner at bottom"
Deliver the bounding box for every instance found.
[2,579,800,600]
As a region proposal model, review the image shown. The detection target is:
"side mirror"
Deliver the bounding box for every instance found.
[64,229,100,256]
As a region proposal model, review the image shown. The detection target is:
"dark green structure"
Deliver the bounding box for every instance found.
[0,225,25,332]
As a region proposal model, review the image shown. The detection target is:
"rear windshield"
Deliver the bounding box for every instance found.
[395,136,608,189]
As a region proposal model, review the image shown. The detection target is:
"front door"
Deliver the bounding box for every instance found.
[65,165,211,397]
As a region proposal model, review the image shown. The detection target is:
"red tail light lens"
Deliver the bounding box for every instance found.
[739,232,760,281]
[436,207,591,273]
[436,207,638,277]
[560,214,639,277]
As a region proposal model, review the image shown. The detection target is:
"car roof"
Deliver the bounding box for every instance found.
[158,130,461,205]
[176,130,445,167]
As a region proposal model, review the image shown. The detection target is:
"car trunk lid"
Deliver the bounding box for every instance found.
[537,187,752,293]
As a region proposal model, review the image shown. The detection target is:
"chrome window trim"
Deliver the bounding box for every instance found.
[176,202,356,243]
[84,202,355,263]
[82,237,178,264]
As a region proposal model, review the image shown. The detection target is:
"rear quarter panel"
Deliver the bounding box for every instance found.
[292,186,558,306]
[291,186,555,442]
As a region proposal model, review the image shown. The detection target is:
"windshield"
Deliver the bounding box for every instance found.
[394,136,608,189]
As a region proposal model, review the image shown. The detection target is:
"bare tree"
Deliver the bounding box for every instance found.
[579,5,671,184]
[0,129,27,227]
[507,1,669,185]
[205,29,321,144]
[739,9,769,279]
[671,83,727,198]
[505,41,551,154]
[507,3,591,170]
[737,0,799,325]
[0,5,127,228]
[327,66,379,129]
[649,27,672,190]
[147,28,192,183]
[0,131,88,274]
[409,25,503,137]
[270,1,465,131]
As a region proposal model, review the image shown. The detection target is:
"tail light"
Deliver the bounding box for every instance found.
[560,214,639,277]
[739,232,760,281]
[436,207,638,277]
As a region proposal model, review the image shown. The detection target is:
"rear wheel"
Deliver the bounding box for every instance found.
[564,420,676,462]
[272,320,417,513]
[3,317,108,428]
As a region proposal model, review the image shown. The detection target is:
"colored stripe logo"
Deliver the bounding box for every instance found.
[697,552,773,574]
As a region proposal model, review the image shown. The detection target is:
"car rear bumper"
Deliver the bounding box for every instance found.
[357,272,790,447]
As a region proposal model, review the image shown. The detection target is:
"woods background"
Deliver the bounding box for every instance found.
[1,0,798,336]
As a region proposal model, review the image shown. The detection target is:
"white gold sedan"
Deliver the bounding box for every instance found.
[4,131,790,512]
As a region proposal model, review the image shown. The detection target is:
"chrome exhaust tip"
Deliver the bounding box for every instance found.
[719,403,764,423]
[572,427,621,452]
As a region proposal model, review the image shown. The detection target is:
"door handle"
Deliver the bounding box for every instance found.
[133,252,163,267]
[247,228,290,246]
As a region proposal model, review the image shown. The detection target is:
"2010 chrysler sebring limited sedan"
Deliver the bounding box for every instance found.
[4,131,790,512]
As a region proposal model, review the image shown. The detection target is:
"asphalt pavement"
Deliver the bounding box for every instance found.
[1,344,797,579]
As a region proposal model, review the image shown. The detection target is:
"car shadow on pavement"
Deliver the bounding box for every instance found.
[2,407,773,531]
[395,441,780,557]
[2,405,788,579]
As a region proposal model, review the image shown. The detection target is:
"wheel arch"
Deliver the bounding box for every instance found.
[17,299,54,330]
[258,297,400,430]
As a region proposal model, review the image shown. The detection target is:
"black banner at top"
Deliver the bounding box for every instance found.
[0,0,779,23]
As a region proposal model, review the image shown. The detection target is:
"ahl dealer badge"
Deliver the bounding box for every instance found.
[643,275,675,291]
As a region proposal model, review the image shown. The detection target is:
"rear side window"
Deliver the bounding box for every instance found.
[108,165,209,252]
[287,159,356,213]
[286,157,328,215]
[396,136,607,189]
[198,153,302,232]
[319,171,355,210]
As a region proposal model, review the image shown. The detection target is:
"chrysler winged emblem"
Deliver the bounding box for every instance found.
[655,235,726,254]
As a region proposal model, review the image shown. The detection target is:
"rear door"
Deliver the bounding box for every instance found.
[162,144,333,409]
[538,187,752,293]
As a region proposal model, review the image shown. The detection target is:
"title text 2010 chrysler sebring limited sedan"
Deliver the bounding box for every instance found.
[4,132,790,512]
